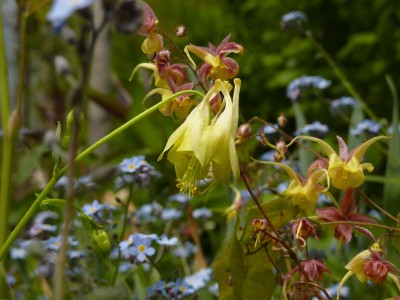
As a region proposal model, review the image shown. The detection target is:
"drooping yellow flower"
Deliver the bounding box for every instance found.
[158,79,241,196]
[298,135,390,189]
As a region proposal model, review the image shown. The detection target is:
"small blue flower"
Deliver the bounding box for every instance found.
[82,199,104,216]
[192,207,212,219]
[330,97,358,115]
[161,208,183,221]
[156,235,179,246]
[43,236,78,251]
[119,156,147,173]
[282,11,307,29]
[47,0,95,32]
[295,121,329,138]
[129,234,156,262]
[286,76,331,101]
[350,119,381,136]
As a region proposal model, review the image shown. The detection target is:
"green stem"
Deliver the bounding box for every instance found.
[111,182,135,285]
[75,90,204,162]
[305,30,378,121]
[0,89,204,262]
[0,6,14,297]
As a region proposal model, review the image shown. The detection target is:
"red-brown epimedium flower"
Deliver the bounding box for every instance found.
[316,188,376,243]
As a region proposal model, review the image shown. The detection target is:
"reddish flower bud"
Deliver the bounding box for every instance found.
[364,252,389,284]
[236,124,252,142]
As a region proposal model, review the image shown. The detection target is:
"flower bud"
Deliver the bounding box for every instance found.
[175,25,186,37]
[236,124,252,142]
[274,140,287,162]
[91,229,111,259]
[277,113,287,128]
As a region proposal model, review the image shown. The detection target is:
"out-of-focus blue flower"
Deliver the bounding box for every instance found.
[118,262,133,273]
[282,11,307,29]
[170,279,196,297]
[47,0,95,32]
[156,235,179,246]
[295,121,329,138]
[10,248,28,260]
[173,241,197,258]
[43,236,78,251]
[118,155,159,187]
[168,193,191,204]
[350,119,381,136]
[330,97,358,115]
[208,282,219,297]
[388,123,400,134]
[29,223,58,238]
[286,76,331,101]
[6,274,16,286]
[136,201,163,222]
[68,250,86,259]
[161,208,183,221]
[146,281,167,298]
[259,150,275,162]
[192,207,212,219]
[55,175,95,190]
[184,268,213,290]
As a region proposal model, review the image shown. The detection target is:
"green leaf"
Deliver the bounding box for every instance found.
[214,218,247,300]
[346,103,364,150]
[292,101,313,175]
[243,250,274,299]
[383,76,400,214]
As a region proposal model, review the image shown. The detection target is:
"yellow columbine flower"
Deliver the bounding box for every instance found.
[297,135,390,189]
[158,79,241,196]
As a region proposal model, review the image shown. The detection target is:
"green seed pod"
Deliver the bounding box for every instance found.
[91,229,111,260]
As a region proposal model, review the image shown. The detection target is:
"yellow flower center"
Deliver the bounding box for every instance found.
[176,155,205,196]
[138,245,146,252]
[129,164,136,170]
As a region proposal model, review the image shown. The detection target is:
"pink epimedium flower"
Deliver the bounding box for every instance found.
[297,135,390,189]
[138,2,163,55]
[337,243,400,299]
[316,188,376,243]
[292,218,318,248]
[130,50,188,90]
[184,34,244,81]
